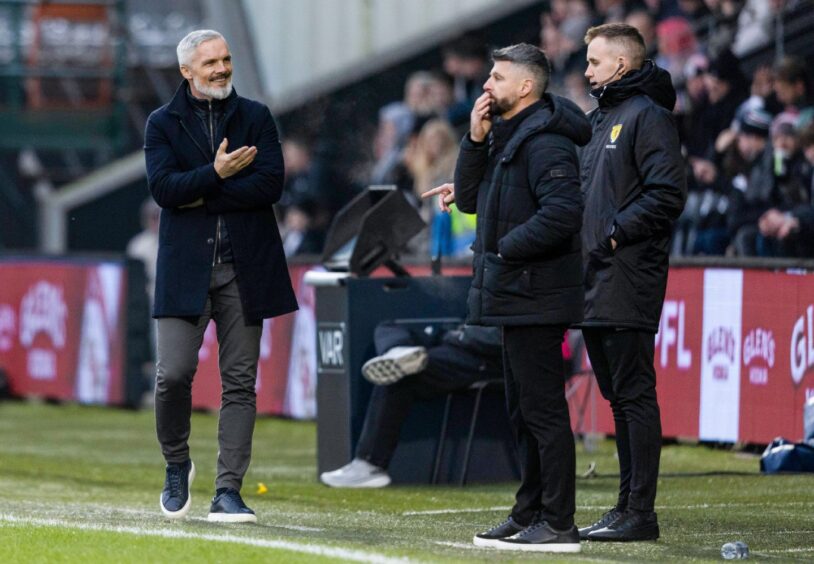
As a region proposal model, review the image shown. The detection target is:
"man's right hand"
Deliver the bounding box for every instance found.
[214,138,257,179]
[422,182,455,213]
[469,92,493,143]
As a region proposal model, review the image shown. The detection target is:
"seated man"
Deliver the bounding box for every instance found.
[320,321,502,488]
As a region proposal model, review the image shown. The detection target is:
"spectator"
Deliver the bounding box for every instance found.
[699,0,744,55]
[280,139,318,212]
[593,0,627,23]
[757,118,814,256]
[442,33,490,127]
[677,0,711,24]
[725,108,774,255]
[674,52,708,122]
[127,198,162,403]
[370,72,444,186]
[281,201,325,257]
[540,0,593,77]
[731,0,773,56]
[562,69,596,113]
[278,139,330,257]
[683,71,786,257]
[127,198,161,305]
[686,49,747,159]
[655,16,698,88]
[320,322,503,488]
[626,9,659,60]
[405,118,475,258]
[773,56,814,129]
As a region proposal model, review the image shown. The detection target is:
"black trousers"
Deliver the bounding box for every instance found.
[504,325,575,530]
[356,323,502,469]
[582,327,661,512]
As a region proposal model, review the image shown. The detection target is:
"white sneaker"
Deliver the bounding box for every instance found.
[320,458,392,488]
[361,346,428,385]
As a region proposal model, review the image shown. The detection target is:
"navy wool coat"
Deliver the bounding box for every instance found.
[144,82,298,321]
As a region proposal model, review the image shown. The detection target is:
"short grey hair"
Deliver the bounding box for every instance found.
[177,29,225,67]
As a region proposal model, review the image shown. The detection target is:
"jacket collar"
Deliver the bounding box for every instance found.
[167,80,240,159]
[491,100,543,156]
[499,93,592,162]
[590,60,676,111]
[167,80,240,120]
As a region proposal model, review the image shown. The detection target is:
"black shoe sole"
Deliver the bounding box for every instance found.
[587,527,659,542]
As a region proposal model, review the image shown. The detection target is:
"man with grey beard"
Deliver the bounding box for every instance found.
[144,29,297,523]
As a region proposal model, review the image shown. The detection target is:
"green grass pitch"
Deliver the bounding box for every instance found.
[1,401,812,562]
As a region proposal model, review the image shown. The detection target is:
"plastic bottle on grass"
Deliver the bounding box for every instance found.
[721,540,749,559]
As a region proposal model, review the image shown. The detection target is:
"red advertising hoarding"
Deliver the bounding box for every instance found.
[2,257,813,443]
[0,260,126,405]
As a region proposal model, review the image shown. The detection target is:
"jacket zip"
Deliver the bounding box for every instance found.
[208,100,223,266]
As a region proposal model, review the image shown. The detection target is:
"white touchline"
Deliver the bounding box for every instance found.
[404,501,812,516]
[403,507,510,516]
[2,503,326,533]
[433,541,481,550]
[0,514,410,564]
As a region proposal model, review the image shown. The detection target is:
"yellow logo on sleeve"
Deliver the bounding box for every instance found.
[610,124,623,143]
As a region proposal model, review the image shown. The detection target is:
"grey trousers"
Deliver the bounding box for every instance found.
[155,263,262,491]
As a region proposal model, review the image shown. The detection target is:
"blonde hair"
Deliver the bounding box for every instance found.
[407,119,459,200]
[585,23,646,69]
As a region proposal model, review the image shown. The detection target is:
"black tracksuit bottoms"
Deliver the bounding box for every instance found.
[504,324,575,530]
[582,327,661,513]
[356,323,502,469]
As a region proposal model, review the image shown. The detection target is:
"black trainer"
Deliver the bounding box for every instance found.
[207,488,257,523]
[496,521,581,553]
[587,509,659,542]
[472,516,526,548]
[579,506,624,540]
[160,460,195,519]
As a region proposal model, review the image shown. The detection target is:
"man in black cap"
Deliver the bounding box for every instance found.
[726,108,774,255]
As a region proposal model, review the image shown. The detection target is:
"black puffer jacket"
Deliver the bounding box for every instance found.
[580,61,687,332]
[455,94,592,326]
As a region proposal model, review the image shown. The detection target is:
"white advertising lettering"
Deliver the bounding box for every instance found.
[790,305,814,385]
[743,328,775,366]
[19,281,67,348]
[27,348,56,380]
[657,300,692,369]
[317,323,345,371]
[743,328,775,386]
[0,304,15,352]
[707,326,736,363]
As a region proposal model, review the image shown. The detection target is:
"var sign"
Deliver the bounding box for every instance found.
[317,323,346,372]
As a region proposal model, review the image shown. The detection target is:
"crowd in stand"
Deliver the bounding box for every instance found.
[275,0,814,261]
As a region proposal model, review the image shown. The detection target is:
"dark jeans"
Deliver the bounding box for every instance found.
[582,327,661,512]
[356,323,502,469]
[154,263,262,491]
[504,324,575,530]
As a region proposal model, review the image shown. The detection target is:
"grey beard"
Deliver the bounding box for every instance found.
[193,76,233,100]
